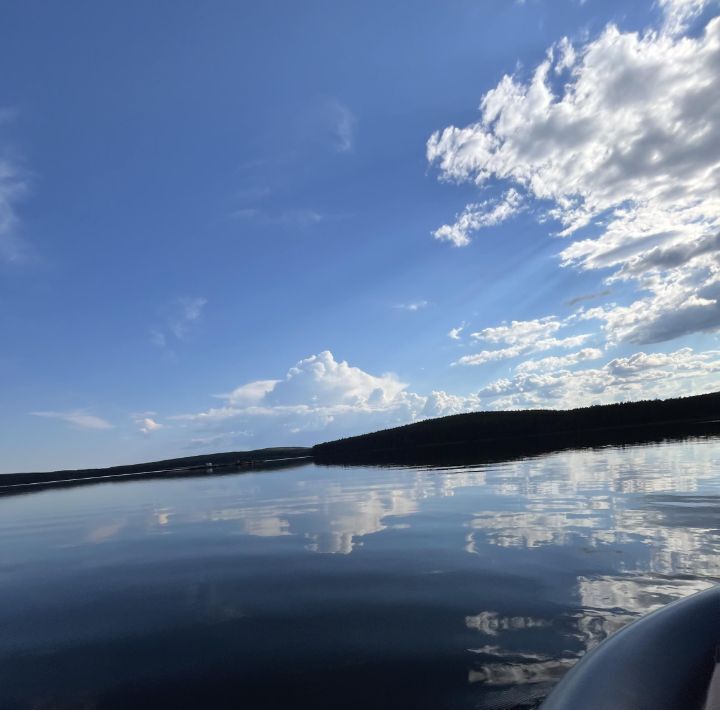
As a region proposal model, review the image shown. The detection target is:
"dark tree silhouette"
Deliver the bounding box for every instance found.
[312,391,720,465]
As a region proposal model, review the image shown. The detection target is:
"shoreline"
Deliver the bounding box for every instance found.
[5,392,720,496]
[0,449,312,494]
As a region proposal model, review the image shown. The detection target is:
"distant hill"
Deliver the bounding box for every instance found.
[312,391,720,464]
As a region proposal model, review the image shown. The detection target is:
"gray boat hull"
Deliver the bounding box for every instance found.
[541,585,720,710]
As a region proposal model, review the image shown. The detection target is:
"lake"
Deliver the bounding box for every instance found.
[2,438,720,709]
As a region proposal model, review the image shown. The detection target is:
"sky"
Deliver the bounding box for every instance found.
[2,0,720,472]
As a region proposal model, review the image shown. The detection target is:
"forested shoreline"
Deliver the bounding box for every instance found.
[312,392,720,464]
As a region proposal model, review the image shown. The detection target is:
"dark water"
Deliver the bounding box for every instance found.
[2,439,720,710]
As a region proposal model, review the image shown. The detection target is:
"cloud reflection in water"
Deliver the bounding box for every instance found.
[5,438,719,709]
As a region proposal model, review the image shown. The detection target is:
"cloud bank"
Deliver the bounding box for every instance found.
[172,351,482,447]
[477,346,720,410]
[428,3,720,346]
[457,316,593,366]
[168,348,719,449]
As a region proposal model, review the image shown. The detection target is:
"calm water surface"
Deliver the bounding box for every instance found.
[2,439,720,709]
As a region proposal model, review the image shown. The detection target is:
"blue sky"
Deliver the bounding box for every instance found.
[2,0,720,472]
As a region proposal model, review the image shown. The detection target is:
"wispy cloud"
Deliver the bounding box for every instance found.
[230,178,325,227]
[449,322,466,340]
[152,297,207,347]
[433,189,522,247]
[660,0,714,35]
[231,207,260,219]
[395,300,429,312]
[566,290,611,307]
[31,410,114,430]
[233,185,272,202]
[186,430,253,449]
[0,108,31,262]
[134,416,164,435]
[231,207,324,227]
[326,99,356,153]
[170,297,207,339]
[0,155,29,262]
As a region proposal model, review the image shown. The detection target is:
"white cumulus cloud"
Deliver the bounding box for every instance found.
[477,347,720,409]
[456,316,593,366]
[514,348,604,375]
[428,6,720,345]
[159,344,720,448]
[433,189,522,247]
[171,351,480,447]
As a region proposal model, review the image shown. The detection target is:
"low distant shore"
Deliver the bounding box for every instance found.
[0,448,312,494]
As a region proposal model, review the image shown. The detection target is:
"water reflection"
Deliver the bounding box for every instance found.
[0,438,719,709]
[454,441,720,703]
[464,575,713,695]
[160,468,489,554]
